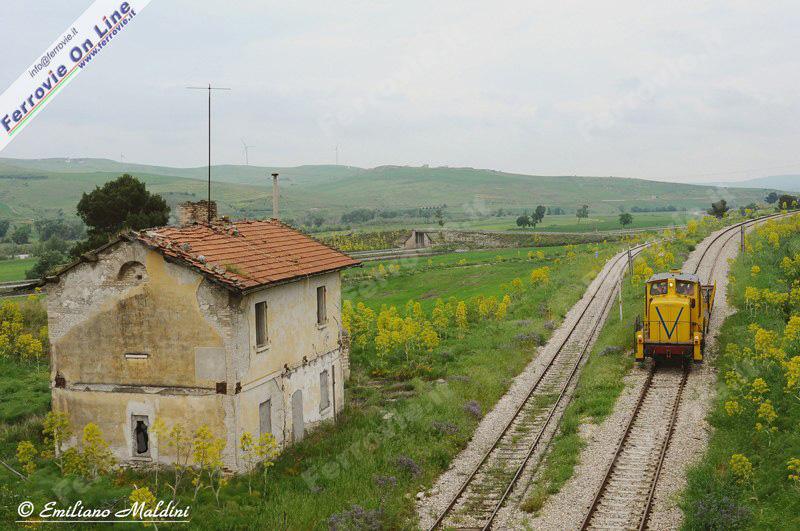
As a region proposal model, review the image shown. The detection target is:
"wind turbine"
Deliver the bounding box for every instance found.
[241,138,255,166]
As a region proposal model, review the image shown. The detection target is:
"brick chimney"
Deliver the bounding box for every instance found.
[271,173,279,220]
[177,200,218,226]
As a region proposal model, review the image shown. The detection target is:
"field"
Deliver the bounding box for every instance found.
[344,244,603,310]
[681,215,800,530]
[425,212,691,233]
[0,258,35,282]
[321,211,694,236]
[0,240,629,528]
[0,157,774,224]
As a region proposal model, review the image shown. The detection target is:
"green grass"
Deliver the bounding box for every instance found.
[322,212,694,236]
[0,358,50,456]
[0,258,35,282]
[0,242,621,529]
[681,216,800,530]
[344,245,601,311]
[0,157,773,223]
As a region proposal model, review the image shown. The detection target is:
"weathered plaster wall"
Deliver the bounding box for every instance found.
[239,272,342,383]
[47,242,236,389]
[232,271,346,467]
[52,388,230,464]
[236,350,344,455]
[47,241,241,466]
[47,241,348,471]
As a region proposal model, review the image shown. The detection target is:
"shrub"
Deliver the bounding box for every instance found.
[530,266,550,286]
[464,400,482,419]
[432,421,458,435]
[395,455,421,477]
[328,505,385,531]
[689,493,751,529]
[81,423,116,479]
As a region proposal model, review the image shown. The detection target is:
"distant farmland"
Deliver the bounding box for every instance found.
[0,157,779,224]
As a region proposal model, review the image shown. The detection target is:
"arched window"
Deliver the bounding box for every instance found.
[117,261,148,283]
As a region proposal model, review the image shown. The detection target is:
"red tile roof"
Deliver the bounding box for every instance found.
[135,219,360,292]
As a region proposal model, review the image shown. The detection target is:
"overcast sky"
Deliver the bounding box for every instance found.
[2,1,800,182]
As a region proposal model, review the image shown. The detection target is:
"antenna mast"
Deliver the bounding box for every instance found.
[186,83,231,223]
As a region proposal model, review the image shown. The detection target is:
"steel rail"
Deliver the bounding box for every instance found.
[429,243,648,530]
[579,365,656,530]
[637,366,689,530]
[580,211,789,531]
[481,245,637,530]
[690,212,785,275]
[579,365,688,530]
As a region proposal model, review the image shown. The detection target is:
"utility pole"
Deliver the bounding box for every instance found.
[187,83,231,223]
[335,143,339,165]
[627,248,633,282]
[740,224,745,252]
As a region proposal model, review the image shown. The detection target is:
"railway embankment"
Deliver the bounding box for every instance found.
[510,214,782,530]
[680,214,800,530]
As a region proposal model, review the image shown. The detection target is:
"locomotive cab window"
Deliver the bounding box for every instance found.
[676,281,694,296]
[649,281,668,296]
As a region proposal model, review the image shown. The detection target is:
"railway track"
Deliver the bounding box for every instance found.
[690,213,784,280]
[580,213,786,531]
[429,244,648,530]
[581,364,688,530]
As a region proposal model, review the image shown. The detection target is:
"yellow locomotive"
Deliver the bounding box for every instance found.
[635,270,715,363]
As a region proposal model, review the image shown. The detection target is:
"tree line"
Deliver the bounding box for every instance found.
[765,192,799,210]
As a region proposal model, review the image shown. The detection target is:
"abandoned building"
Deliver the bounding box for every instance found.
[45,207,360,471]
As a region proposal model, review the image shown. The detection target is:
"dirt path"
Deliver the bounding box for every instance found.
[514,223,751,530]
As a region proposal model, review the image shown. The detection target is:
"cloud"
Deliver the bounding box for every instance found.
[2,0,800,181]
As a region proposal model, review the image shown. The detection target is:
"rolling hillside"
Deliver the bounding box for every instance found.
[0,157,776,223]
[706,174,799,192]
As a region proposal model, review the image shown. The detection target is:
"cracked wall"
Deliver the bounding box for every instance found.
[47,239,347,471]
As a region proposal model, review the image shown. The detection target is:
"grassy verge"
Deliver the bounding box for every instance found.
[681,215,800,530]
[0,357,50,456]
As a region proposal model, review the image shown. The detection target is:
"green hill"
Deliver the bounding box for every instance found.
[707,174,800,192]
[0,157,775,223]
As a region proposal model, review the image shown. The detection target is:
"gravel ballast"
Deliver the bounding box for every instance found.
[516,222,758,530]
[416,246,643,529]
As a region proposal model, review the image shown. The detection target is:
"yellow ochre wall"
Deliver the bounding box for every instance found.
[47,240,347,471]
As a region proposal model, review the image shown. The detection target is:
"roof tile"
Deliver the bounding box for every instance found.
[135,219,360,291]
